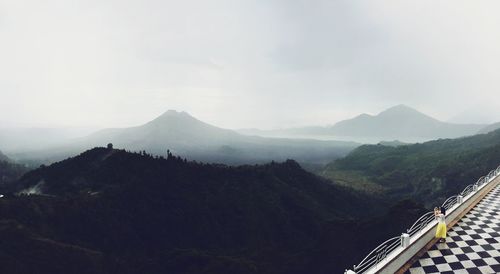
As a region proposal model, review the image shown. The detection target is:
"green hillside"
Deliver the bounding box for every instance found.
[321,129,500,206]
[0,147,408,274]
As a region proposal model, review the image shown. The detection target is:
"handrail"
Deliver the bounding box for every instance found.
[346,164,500,274]
[441,195,459,211]
[488,171,495,180]
[406,211,435,237]
[476,176,485,187]
[460,184,475,197]
[353,236,400,273]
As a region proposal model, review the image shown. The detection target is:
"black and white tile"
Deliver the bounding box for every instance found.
[407,184,500,274]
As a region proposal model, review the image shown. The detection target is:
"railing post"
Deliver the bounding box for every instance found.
[401,233,410,248]
[473,184,478,192]
[457,195,463,204]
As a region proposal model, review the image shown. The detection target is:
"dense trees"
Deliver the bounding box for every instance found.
[322,129,500,206]
[0,147,400,274]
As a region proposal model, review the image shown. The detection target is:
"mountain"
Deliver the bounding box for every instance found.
[0,147,410,274]
[329,105,484,140]
[321,128,500,206]
[86,110,245,149]
[478,121,500,134]
[65,110,358,166]
[239,105,486,143]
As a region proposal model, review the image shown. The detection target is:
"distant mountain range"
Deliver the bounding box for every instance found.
[4,106,497,166]
[80,110,359,165]
[240,105,492,143]
[11,110,358,166]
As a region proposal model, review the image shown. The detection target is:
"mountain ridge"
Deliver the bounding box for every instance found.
[32,110,359,166]
[239,105,487,143]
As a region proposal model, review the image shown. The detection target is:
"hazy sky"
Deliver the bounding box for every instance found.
[1,0,499,129]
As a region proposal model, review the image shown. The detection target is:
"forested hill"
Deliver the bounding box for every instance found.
[0,146,408,274]
[12,147,375,219]
[322,129,500,206]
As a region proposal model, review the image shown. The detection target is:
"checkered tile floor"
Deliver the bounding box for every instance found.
[406,184,500,274]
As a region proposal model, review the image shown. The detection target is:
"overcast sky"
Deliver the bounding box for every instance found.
[1,0,499,129]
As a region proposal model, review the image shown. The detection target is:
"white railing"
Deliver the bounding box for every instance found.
[352,236,401,274]
[441,195,459,212]
[460,184,475,197]
[406,211,435,238]
[346,164,500,274]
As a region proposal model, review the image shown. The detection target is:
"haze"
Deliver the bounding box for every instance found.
[1,0,499,130]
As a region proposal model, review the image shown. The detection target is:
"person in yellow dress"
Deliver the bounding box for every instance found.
[434,207,446,242]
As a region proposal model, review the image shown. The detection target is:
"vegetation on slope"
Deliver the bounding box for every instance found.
[0,147,415,274]
[321,129,500,206]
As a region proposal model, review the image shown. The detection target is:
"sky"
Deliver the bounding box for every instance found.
[1,0,499,130]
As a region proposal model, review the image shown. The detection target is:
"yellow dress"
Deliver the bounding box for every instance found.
[435,214,447,239]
